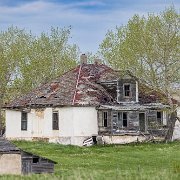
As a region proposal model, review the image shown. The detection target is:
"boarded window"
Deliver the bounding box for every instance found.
[124,84,131,97]
[103,111,108,127]
[52,111,59,130]
[123,112,127,127]
[21,112,28,131]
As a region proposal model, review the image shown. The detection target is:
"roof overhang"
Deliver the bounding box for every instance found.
[98,103,170,111]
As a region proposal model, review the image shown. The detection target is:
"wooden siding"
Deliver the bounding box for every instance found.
[98,109,167,135]
[21,152,56,174]
[117,79,136,102]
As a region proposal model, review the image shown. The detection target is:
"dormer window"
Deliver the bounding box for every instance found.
[123,84,131,97]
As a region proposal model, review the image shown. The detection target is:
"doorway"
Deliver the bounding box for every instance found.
[139,113,146,132]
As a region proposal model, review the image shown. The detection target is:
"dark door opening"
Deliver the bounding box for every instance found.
[139,113,145,132]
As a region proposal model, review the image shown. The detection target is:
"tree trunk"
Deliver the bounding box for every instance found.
[0,94,4,136]
[165,111,177,141]
[0,103,2,136]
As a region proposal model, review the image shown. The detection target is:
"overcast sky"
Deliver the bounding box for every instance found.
[0,0,179,53]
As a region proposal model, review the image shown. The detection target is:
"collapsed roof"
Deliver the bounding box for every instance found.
[5,63,167,109]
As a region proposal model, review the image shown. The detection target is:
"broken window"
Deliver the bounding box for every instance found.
[117,112,128,128]
[103,111,108,127]
[123,84,131,97]
[21,112,28,131]
[157,111,162,125]
[33,157,39,163]
[52,111,59,130]
[123,112,128,127]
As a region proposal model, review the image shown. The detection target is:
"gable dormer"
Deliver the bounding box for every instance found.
[117,74,138,103]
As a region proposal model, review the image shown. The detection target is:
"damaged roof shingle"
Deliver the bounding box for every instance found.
[5,64,168,108]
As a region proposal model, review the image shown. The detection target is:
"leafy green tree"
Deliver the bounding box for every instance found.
[99,7,180,140]
[17,27,79,94]
[0,27,31,134]
[0,26,79,135]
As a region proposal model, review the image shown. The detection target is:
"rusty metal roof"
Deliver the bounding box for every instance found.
[5,63,166,109]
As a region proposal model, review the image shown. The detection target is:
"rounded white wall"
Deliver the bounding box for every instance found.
[58,106,98,137]
[72,107,98,136]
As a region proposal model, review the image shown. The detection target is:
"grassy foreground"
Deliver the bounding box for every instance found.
[1,141,180,180]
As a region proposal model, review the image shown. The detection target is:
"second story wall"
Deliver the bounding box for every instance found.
[117,79,137,103]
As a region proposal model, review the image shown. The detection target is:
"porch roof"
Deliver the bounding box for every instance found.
[98,103,169,111]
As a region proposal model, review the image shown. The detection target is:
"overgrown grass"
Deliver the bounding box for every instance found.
[1,141,180,179]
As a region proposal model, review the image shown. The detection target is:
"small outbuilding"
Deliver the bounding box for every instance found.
[0,137,56,175]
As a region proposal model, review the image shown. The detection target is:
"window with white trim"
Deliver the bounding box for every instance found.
[157,111,162,125]
[123,84,131,97]
[52,111,59,130]
[21,112,28,131]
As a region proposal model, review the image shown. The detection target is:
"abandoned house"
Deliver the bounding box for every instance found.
[4,54,180,146]
[0,137,56,175]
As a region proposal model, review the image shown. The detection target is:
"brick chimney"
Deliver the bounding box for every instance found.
[94,58,102,65]
[80,54,87,64]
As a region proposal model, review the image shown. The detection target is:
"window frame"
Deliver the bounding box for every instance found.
[21,112,28,131]
[157,111,162,125]
[33,157,39,164]
[103,111,108,127]
[117,111,128,128]
[52,111,59,130]
[122,112,128,127]
[123,83,131,98]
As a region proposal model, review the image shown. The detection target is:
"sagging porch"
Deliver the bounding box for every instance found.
[97,103,169,137]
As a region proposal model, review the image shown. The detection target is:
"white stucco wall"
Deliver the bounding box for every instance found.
[72,107,98,136]
[6,106,98,145]
[6,110,32,139]
[172,120,180,140]
[0,153,21,174]
[103,135,146,144]
[54,106,98,145]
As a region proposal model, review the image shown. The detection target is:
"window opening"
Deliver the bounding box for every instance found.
[52,111,59,130]
[123,112,127,127]
[124,84,131,97]
[33,157,39,163]
[21,112,27,131]
[103,111,108,127]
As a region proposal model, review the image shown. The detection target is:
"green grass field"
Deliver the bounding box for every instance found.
[1,141,180,180]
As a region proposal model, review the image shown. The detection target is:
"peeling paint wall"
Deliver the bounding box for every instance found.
[53,106,98,145]
[98,109,168,135]
[6,107,98,146]
[6,110,32,139]
[0,154,21,174]
[103,135,146,144]
[173,120,180,140]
